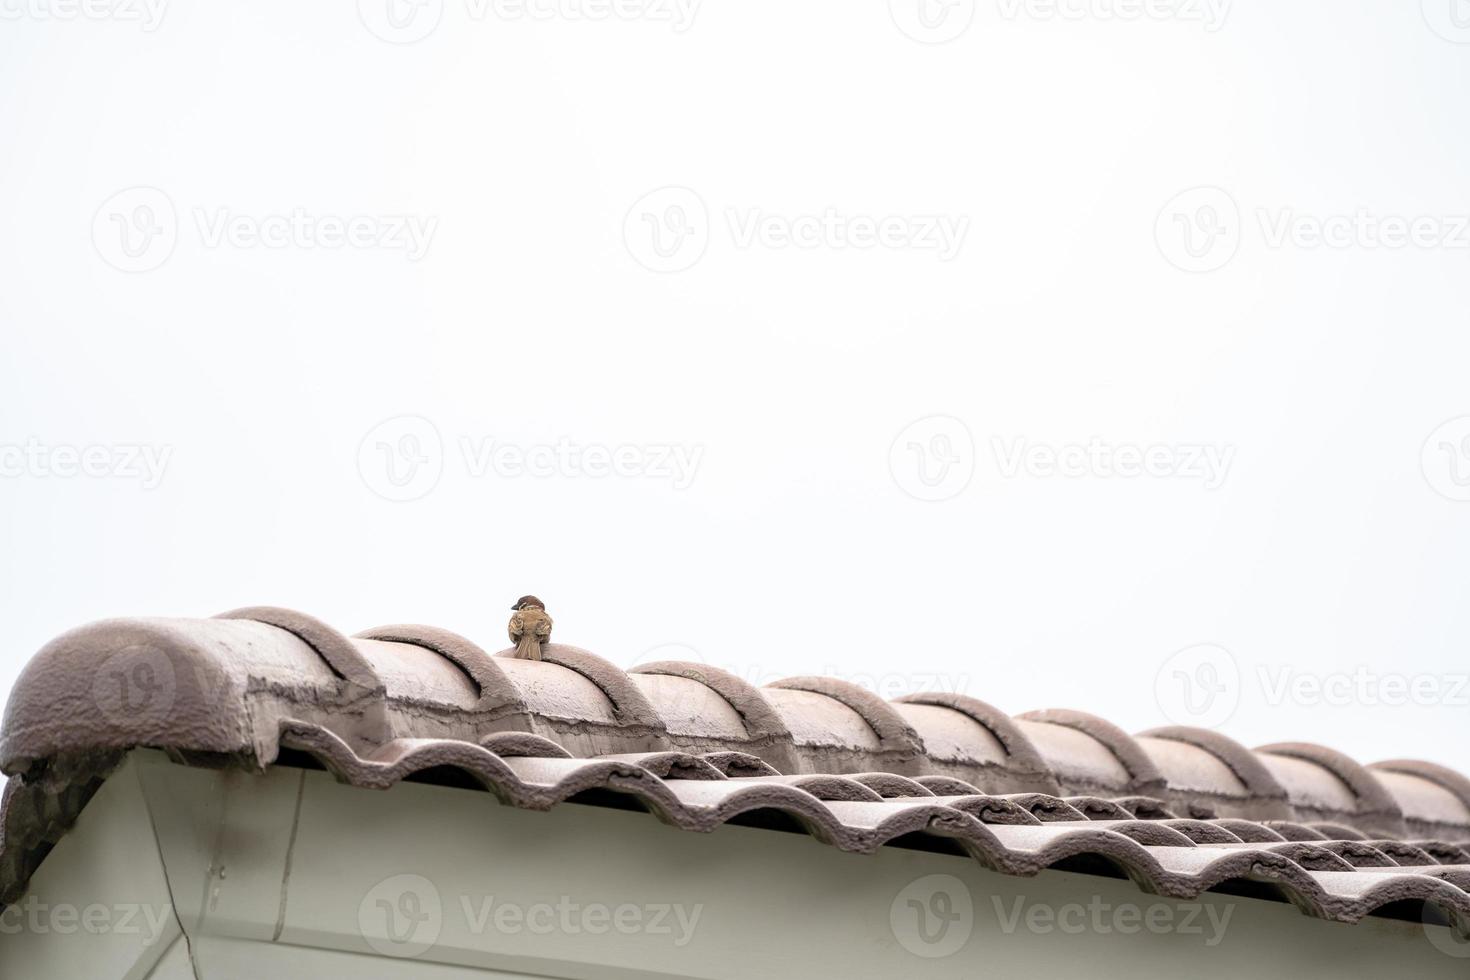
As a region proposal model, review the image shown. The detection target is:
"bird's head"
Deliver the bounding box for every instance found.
[511,595,546,611]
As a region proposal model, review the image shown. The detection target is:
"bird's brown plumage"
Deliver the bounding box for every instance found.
[508,596,552,661]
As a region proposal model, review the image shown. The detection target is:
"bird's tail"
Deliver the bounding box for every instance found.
[515,633,543,661]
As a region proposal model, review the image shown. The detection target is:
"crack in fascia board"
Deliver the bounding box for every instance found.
[271,769,307,943]
[196,773,234,931]
[134,762,204,980]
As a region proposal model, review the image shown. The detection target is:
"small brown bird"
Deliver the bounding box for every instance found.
[508,595,553,661]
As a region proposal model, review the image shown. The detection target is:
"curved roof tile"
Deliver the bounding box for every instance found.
[3,612,1464,843]
[628,661,792,743]
[766,676,924,758]
[509,644,666,732]
[893,692,1056,794]
[1257,742,1406,837]
[215,606,381,691]
[355,623,524,711]
[3,608,1469,936]
[1135,726,1292,822]
[1369,759,1470,838]
[1013,709,1165,797]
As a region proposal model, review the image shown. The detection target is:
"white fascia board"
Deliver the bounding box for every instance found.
[4,749,1467,979]
[0,755,186,979]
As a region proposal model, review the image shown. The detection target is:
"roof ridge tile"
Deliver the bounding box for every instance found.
[3,608,1470,938]
[356,623,524,711]
[766,676,924,757]
[628,660,791,741]
[1015,708,1166,795]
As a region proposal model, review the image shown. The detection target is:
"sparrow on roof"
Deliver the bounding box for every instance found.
[508,595,552,661]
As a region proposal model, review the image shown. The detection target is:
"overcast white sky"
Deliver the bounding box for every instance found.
[3,1,1470,786]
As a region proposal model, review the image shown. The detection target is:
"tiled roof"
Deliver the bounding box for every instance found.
[2,608,1469,938]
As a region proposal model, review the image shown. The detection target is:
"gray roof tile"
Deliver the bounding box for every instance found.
[3,609,1469,939]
